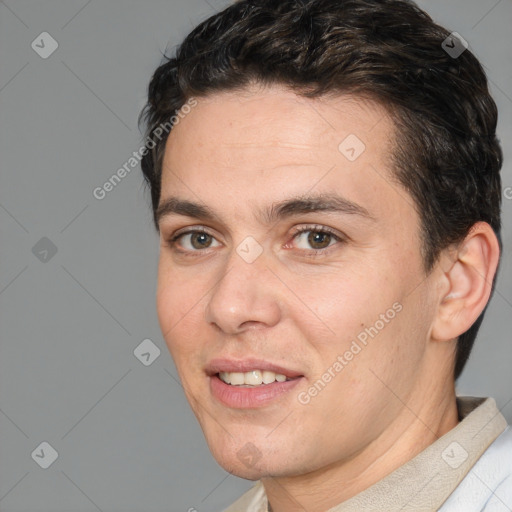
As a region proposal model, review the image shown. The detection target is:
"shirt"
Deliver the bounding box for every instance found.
[223,396,512,512]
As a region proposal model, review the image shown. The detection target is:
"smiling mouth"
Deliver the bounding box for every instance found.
[217,370,301,387]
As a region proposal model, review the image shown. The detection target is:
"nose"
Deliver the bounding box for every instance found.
[204,246,282,335]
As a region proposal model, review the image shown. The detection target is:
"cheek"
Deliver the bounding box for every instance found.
[156,262,204,357]
[290,263,414,402]
[156,278,209,399]
[290,265,396,347]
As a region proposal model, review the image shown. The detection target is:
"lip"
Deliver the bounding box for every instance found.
[205,357,303,379]
[206,357,305,409]
[209,374,304,409]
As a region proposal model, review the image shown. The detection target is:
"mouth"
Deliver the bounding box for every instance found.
[206,358,305,408]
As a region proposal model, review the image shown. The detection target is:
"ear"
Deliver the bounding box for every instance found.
[431,222,500,342]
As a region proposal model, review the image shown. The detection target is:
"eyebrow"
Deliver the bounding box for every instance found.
[155,193,374,227]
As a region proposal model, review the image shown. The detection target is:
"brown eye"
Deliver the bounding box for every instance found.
[292,227,340,251]
[307,231,332,249]
[168,230,221,252]
[190,232,213,249]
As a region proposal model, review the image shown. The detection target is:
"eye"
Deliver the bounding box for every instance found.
[289,225,344,252]
[167,229,221,252]
[165,224,344,256]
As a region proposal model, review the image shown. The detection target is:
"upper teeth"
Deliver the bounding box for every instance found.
[219,370,289,386]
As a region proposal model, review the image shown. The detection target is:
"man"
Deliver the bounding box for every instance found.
[139,0,512,510]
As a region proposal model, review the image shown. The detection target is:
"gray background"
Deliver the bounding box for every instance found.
[0,1,510,511]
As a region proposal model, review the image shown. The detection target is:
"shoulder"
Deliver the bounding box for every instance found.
[480,427,512,511]
[439,426,512,511]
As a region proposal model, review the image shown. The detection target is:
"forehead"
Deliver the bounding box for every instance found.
[164,85,393,169]
[159,85,409,226]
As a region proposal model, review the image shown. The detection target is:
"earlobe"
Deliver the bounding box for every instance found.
[431,222,500,342]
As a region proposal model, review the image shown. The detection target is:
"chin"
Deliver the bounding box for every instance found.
[207,446,261,478]
[209,440,301,480]
[223,461,266,480]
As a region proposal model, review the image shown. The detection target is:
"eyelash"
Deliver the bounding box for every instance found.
[166,224,345,258]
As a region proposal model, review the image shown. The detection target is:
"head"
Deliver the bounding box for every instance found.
[139,0,502,479]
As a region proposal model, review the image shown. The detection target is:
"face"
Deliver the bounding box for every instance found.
[156,84,439,479]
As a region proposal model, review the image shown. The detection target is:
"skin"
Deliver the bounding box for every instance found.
[155,83,499,512]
